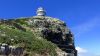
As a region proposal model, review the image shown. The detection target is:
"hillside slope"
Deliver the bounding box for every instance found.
[0,16,77,56]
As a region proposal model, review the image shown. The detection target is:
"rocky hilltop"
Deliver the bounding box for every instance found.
[0,7,77,56]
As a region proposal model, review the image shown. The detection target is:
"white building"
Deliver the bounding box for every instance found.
[36,7,46,16]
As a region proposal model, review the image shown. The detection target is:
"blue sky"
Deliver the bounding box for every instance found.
[0,0,100,56]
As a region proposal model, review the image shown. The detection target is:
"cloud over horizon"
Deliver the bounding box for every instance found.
[76,46,100,56]
[71,17,100,37]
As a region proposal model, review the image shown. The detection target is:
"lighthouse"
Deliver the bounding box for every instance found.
[36,7,46,16]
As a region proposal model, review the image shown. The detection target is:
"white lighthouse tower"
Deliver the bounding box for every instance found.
[36,7,46,16]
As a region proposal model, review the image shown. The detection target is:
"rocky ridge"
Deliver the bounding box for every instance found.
[0,16,77,56]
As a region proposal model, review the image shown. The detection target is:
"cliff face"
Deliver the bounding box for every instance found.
[0,16,77,56]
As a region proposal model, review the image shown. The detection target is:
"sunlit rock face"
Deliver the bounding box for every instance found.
[28,15,77,56]
[0,7,77,56]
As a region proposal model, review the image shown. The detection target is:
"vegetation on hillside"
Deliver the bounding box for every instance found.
[0,17,57,56]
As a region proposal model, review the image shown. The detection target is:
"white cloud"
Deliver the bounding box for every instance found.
[76,46,88,54]
[76,46,100,56]
[76,46,89,56]
[71,17,100,37]
[76,47,87,53]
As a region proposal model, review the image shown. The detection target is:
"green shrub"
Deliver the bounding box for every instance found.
[0,24,57,56]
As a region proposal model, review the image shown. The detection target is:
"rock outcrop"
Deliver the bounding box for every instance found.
[0,7,77,56]
[28,16,77,56]
[0,16,77,56]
